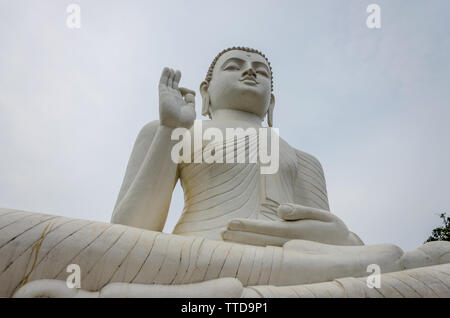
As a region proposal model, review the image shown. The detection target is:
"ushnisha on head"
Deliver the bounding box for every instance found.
[200,47,276,127]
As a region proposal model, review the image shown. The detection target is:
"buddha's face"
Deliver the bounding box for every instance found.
[202,50,274,120]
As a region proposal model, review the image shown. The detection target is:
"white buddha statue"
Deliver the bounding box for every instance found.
[111,47,363,247]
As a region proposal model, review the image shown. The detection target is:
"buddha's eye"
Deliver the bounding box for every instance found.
[256,70,268,77]
[224,64,240,71]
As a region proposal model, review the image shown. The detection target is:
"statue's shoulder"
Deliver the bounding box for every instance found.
[139,120,160,134]
[292,147,325,175]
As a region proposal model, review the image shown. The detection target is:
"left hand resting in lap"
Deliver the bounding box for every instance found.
[221,203,363,247]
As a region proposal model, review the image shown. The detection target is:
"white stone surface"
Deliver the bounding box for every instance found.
[1,209,449,298]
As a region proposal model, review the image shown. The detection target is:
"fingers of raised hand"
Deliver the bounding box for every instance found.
[159,68,182,93]
[277,203,333,222]
[159,67,170,88]
[185,94,195,106]
[166,68,174,88]
[179,87,196,97]
[179,87,195,104]
[173,70,181,89]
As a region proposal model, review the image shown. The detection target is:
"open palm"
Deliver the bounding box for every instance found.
[159,67,196,128]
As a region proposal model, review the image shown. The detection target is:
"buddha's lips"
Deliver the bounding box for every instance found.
[240,76,259,84]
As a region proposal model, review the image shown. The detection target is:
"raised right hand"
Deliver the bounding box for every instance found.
[159,67,196,128]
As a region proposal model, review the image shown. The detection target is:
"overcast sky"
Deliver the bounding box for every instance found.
[1,0,449,251]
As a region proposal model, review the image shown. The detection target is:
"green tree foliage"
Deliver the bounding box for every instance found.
[426,213,450,243]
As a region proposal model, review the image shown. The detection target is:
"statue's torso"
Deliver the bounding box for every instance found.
[173,125,329,240]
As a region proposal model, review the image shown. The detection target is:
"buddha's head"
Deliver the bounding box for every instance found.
[200,47,275,127]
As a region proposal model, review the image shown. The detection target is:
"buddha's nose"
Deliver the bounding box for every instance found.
[243,67,257,78]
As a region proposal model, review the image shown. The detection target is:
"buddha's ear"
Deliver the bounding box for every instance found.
[200,81,211,118]
[267,93,275,127]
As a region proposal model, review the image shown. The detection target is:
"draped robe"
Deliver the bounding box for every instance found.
[173,130,330,240]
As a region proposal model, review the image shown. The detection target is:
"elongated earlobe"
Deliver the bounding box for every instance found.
[200,81,211,118]
[202,94,211,118]
[267,94,275,127]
